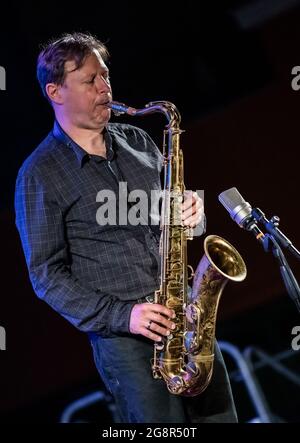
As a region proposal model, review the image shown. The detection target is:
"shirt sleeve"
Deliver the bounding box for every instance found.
[14,170,135,337]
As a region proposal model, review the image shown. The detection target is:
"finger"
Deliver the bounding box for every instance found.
[183,218,196,228]
[184,214,203,227]
[182,192,194,210]
[182,200,200,220]
[147,303,175,319]
[144,329,164,342]
[150,313,176,330]
[147,321,171,337]
[183,212,203,227]
[182,205,203,225]
[182,192,202,210]
[182,195,202,215]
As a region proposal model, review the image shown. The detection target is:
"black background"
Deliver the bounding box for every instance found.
[1,0,300,423]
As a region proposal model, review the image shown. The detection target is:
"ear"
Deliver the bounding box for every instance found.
[45,83,64,105]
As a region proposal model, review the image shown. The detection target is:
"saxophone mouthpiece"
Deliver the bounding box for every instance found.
[107,101,137,116]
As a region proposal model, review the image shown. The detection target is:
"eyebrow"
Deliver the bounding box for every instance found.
[83,72,96,80]
[82,69,109,80]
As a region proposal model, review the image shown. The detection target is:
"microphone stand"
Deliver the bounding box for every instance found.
[252,208,300,261]
[260,234,300,313]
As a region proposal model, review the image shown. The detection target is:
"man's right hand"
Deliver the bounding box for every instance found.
[129,303,176,342]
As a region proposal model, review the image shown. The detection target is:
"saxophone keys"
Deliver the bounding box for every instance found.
[155,341,165,351]
[185,227,194,240]
[186,361,199,377]
[187,264,194,280]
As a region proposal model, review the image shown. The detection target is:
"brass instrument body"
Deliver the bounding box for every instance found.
[108,100,247,397]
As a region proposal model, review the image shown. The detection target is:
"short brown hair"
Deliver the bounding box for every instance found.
[37,32,109,98]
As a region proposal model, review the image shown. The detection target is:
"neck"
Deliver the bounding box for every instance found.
[56,115,107,157]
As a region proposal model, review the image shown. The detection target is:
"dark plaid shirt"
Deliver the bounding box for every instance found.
[15,121,163,337]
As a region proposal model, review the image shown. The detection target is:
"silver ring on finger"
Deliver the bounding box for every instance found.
[146,319,153,330]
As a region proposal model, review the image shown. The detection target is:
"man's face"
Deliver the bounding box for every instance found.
[57,49,112,129]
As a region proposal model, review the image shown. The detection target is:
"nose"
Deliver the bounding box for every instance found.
[95,74,111,93]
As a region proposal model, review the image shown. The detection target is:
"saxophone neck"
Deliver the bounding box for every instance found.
[107,100,181,130]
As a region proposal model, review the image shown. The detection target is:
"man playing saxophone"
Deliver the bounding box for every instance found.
[15,32,238,423]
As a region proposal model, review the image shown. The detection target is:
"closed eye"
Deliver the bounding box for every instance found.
[86,75,96,84]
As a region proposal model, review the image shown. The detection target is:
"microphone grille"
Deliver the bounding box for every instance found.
[218,187,245,212]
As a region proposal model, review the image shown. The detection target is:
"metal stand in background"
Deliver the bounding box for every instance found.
[59,341,300,423]
[60,390,119,423]
[219,341,300,423]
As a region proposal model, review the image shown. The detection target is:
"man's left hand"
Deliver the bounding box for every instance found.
[181,191,204,228]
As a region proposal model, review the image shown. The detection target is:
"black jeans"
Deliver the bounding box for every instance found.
[90,334,238,423]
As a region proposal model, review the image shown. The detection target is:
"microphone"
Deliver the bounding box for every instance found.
[219,188,300,312]
[218,187,265,242]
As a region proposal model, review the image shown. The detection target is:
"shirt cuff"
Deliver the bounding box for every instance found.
[110,300,136,335]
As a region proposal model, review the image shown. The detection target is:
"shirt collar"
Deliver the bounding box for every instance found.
[52,120,115,167]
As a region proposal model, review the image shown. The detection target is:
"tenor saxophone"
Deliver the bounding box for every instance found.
[108,100,247,396]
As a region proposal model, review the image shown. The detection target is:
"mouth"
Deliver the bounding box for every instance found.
[96,99,112,107]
